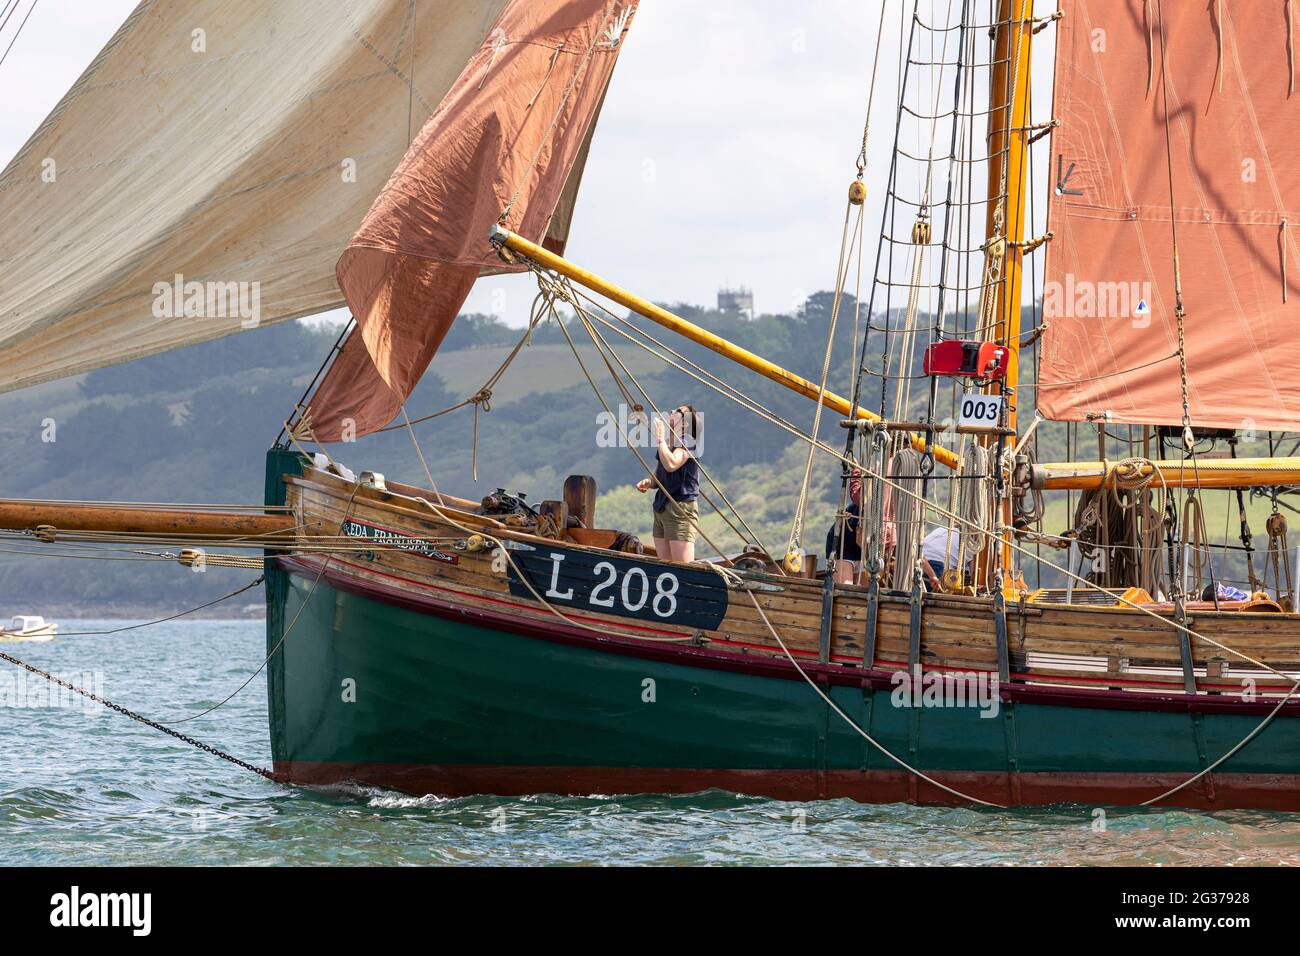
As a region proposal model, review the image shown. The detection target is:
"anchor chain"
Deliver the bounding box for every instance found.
[0,649,275,780]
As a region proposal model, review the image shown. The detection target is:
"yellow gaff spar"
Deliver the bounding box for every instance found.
[490,225,960,470]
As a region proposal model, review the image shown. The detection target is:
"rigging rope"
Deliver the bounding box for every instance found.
[855,0,893,175]
[890,446,924,587]
[1141,674,1300,807]
[1264,512,1294,608]
[505,249,1292,678]
[786,197,863,572]
[1290,0,1297,99]
[1182,493,1211,596]
[169,482,366,724]
[1156,0,1195,452]
[401,403,447,505]
[378,299,545,446]
[498,1,619,225]
[572,295,779,562]
[0,0,37,72]
[534,274,739,566]
[955,443,994,585]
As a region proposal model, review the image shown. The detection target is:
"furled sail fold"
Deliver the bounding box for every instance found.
[304,0,636,441]
[0,0,516,393]
[1038,2,1300,431]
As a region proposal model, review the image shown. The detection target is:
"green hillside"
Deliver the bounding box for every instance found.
[0,297,1282,614]
[0,298,868,615]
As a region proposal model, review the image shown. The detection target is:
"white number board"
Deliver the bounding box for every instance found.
[957,395,1004,429]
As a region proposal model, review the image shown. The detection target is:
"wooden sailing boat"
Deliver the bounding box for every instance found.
[4,0,1300,810]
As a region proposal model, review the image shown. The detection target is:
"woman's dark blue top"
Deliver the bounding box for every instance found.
[652,454,700,513]
[825,500,862,562]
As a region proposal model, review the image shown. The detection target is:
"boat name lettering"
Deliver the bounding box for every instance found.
[341,519,458,564]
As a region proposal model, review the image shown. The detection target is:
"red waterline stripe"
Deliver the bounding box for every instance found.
[273,760,1300,811]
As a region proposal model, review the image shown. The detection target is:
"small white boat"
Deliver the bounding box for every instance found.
[0,615,57,642]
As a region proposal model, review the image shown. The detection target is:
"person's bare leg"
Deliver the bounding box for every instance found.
[652,537,671,559]
[834,560,858,585]
[667,539,694,563]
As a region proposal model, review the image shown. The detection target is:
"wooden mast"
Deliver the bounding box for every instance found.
[982,0,1035,585]
[988,0,1034,440]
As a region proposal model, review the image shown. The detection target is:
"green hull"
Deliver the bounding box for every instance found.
[264,563,1300,809]
[261,451,1300,808]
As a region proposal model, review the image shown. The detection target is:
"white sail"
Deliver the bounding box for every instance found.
[0,0,513,392]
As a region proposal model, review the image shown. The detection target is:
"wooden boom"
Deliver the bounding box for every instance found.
[1031,457,1300,491]
[0,500,297,539]
[490,225,960,469]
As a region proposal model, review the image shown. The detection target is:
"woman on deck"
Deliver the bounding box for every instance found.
[635,405,702,563]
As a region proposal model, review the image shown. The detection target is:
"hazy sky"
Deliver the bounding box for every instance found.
[0,1,1055,327]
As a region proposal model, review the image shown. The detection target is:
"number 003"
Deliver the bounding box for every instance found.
[959,396,1001,426]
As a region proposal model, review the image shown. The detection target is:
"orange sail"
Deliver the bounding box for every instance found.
[1038,1,1300,431]
[307,0,636,441]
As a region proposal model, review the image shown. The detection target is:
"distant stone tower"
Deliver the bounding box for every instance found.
[717,286,754,318]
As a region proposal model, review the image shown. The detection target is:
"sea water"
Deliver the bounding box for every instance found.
[1,620,1297,866]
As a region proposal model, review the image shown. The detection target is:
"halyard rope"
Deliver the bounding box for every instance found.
[498,1,621,225]
[788,199,862,567]
[572,294,780,562]
[545,288,737,566]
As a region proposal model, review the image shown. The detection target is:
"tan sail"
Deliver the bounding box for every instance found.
[0,0,515,392]
[1039,2,1300,431]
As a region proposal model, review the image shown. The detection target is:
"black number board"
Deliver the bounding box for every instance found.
[505,544,729,631]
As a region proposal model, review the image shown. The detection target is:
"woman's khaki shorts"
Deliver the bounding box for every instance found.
[652,499,699,542]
